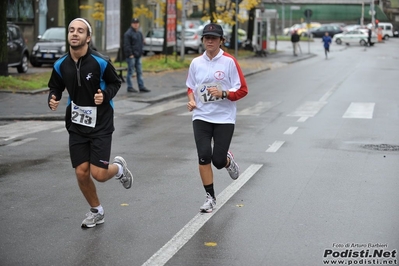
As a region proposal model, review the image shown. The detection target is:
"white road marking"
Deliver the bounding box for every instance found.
[297,117,308,122]
[52,128,66,133]
[287,101,327,117]
[343,102,375,119]
[126,100,186,115]
[284,127,298,135]
[0,121,64,142]
[141,164,263,266]
[7,138,37,147]
[266,141,285,152]
[238,101,281,116]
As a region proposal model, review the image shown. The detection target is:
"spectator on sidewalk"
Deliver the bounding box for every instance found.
[47,18,133,228]
[123,18,150,93]
[186,23,248,213]
[291,30,300,56]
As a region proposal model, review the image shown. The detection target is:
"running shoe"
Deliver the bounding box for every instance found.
[113,156,133,189]
[199,193,216,213]
[81,208,104,228]
[226,151,240,180]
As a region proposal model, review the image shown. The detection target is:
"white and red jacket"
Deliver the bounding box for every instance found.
[186,50,248,124]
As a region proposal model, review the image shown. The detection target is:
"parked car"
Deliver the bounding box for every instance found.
[283,24,302,35]
[7,22,29,73]
[177,28,204,54]
[310,24,343,38]
[394,28,399,37]
[143,28,164,55]
[30,27,66,67]
[297,22,321,37]
[333,29,377,46]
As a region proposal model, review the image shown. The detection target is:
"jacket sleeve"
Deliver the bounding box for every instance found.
[102,61,122,102]
[47,68,65,109]
[123,31,132,57]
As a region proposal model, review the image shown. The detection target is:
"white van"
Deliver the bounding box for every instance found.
[377,22,394,40]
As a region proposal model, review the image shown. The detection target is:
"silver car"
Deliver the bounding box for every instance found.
[143,28,164,55]
[177,28,204,54]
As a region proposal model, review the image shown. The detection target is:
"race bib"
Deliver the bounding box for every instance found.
[71,101,97,128]
[197,83,223,104]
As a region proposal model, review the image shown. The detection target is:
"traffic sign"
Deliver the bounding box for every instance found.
[304,9,312,18]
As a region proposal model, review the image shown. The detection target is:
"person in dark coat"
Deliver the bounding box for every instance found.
[123,18,150,93]
[291,30,300,56]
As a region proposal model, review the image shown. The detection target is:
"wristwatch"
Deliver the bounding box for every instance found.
[222,91,227,99]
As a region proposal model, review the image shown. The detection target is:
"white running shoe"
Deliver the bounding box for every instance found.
[226,151,239,180]
[113,156,133,189]
[199,193,216,213]
[81,208,104,228]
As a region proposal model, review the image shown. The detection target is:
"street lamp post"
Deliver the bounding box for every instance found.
[180,0,186,60]
[235,0,238,58]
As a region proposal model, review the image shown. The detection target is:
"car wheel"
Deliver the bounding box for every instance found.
[17,53,29,73]
[335,38,342,45]
[359,39,366,46]
[383,35,389,40]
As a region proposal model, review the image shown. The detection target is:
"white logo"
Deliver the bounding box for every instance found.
[86,73,93,80]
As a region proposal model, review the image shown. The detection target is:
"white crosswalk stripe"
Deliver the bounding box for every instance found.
[0,101,378,148]
[238,101,281,116]
[343,102,375,119]
[0,121,64,143]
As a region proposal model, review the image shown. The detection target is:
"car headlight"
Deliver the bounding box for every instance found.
[61,45,66,53]
[32,45,39,51]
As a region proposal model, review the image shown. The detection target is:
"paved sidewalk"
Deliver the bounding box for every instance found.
[0,47,316,121]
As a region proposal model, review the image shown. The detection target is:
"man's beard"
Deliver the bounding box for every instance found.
[70,40,87,50]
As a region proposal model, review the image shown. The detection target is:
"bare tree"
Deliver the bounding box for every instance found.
[0,0,8,76]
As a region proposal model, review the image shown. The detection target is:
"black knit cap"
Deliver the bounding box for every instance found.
[202,23,223,37]
[131,18,139,23]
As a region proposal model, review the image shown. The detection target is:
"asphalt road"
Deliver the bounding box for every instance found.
[1,39,398,266]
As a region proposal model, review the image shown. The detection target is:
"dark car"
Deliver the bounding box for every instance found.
[7,22,29,73]
[30,27,66,67]
[310,24,343,38]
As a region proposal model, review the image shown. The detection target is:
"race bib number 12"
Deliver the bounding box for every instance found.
[71,101,97,128]
[197,83,223,104]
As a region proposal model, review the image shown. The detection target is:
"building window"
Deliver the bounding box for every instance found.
[7,0,34,22]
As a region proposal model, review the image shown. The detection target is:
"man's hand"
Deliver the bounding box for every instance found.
[94,89,103,105]
[49,95,59,111]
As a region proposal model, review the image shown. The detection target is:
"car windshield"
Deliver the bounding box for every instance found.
[148,30,164,38]
[41,28,65,41]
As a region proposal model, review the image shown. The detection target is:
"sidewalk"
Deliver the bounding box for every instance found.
[0,47,316,121]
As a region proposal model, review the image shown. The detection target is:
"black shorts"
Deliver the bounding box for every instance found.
[192,120,234,169]
[69,132,112,169]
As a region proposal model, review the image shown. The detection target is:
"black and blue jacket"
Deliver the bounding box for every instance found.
[48,48,121,135]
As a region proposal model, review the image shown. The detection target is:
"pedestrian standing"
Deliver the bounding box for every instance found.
[186,23,248,213]
[291,30,300,56]
[47,18,133,228]
[322,32,332,59]
[367,27,373,46]
[123,18,150,93]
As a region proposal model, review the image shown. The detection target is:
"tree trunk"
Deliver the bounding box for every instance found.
[116,0,133,63]
[0,0,9,76]
[64,2,80,51]
[209,0,216,22]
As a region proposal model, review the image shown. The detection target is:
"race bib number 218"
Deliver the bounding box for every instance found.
[71,101,97,128]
